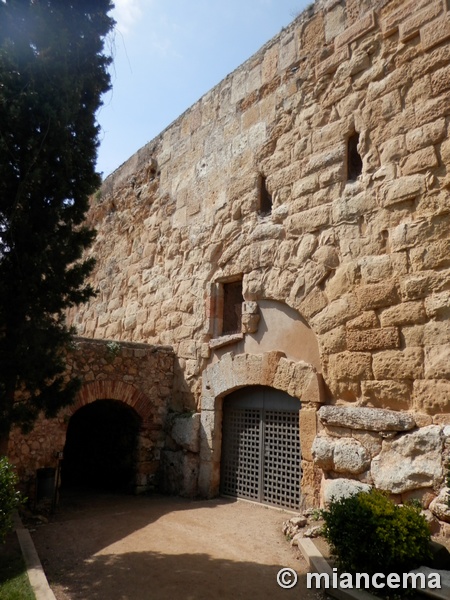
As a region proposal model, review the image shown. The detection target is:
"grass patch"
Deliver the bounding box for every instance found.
[0,532,35,600]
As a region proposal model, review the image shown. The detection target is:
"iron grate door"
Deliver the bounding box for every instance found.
[220,386,301,510]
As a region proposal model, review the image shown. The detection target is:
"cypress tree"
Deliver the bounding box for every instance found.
[0,0,114,447]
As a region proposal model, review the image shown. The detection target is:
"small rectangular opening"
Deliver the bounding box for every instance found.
[347,132,363,181]
[258,175,272,215]
[222,280,243,335]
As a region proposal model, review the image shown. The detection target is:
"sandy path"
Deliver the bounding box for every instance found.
[31,491,324,600]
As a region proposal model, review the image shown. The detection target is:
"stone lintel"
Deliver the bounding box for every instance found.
[318,405,416,431]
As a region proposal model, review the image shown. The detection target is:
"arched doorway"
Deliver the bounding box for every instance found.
[220,386,301,510]
[62,399,140,492]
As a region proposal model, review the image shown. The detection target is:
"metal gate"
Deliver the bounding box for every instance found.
[220,386,301,510]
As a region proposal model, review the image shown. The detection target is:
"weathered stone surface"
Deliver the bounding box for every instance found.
[413,380,450,415]
[372,348,424,380]
[405,119,446,152]
[160,450,199,497]
[429,488,450,523]
[425,346,450,379]
[300,408,318,462]
[379,301,426,327]
[322,478,371,506]
[312,435,370,474]
[171,413,201,453]
[326,351,372,382]
[318,326,346,355]
[371,426,444,494]
[346,328,400,351]
[401,146,438,175]
[361,380,412,411]
[410,240,450,271]
[399,2,443,42]
[347,311,379,331]
[424,291,450,318]
[351,430,382,458]
[421,15,450,50]
[311,296,360,334]
[380,175,426,206]
[318,406,416,432]
[304,525,323,538]
[356,281,399,310]
[335,10,375,48]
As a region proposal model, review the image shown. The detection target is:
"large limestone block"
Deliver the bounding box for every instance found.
[318,406,416,431]
[371,426,444,494]
[356,280,399,310]
[381,174,426,207]
[425,345,450,379]
[312,436,334,470]
[425,291,450,318]
[171,412,201,453]
[410,240,450,271]
[311,295,360,334]
[379,301,426,327]
[361,380,411,411]
[401,146,438,176]
[346,327,400,352]
[312,435,370,474]
[322,478,371,506]
[405,119,446,153]
[326,351,372,380]
[429,488,450,523]
[372,348,424,380]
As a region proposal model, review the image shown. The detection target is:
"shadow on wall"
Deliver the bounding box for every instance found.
[172,355,198,412]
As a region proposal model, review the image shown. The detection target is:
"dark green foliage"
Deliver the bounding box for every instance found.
[322,489,431,577]
[0,0,114,439]
[0,457,22,542]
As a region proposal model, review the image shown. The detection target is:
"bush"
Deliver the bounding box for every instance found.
[0,457,22,543]
[322,489,431,577]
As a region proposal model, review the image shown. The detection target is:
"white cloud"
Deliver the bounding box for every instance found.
[112,0,144,36]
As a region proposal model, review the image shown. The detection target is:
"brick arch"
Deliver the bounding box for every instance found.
[70,380,152,421]
[198,351,323,500]
[64,380,158,494]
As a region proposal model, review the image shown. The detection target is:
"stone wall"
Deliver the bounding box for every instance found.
[313,406,450,530]
[64,0,450,511]
[8,338,174,498]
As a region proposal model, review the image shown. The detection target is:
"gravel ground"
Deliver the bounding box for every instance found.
[31,490,325,600]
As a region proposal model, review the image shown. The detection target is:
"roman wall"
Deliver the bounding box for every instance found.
[61,0,450,517]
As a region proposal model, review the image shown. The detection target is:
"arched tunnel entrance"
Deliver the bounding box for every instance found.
[62,399,141,492]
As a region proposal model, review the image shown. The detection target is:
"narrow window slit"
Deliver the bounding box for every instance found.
[347,132,363,181]
[258,174,272,215]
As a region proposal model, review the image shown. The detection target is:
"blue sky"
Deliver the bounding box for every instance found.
[97,0,310,178]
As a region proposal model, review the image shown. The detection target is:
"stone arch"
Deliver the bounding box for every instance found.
[70,380,153,422]
[198,350,323,501]
[65,380,157,493]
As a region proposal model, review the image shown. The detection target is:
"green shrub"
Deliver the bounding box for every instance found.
[322,489,431,577]
[0,457,22,543]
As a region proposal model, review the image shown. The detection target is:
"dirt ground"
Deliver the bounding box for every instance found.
[30,490,325,600]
